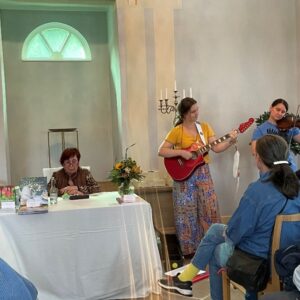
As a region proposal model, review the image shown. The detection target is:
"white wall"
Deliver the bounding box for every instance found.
[115,0,300,215]
[1,10,115,184]
[0,0,299,216]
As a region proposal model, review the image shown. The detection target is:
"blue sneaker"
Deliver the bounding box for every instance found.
[158,275,192,296]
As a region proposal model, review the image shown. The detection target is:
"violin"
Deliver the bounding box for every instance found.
[276,114,300,131]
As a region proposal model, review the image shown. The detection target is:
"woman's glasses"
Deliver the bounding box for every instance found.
[64,158,78,166]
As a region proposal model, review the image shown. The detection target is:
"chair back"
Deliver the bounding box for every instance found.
[268,213,300,292]
[42,166,91,183]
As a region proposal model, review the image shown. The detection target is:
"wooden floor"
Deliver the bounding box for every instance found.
[124,278,245,300]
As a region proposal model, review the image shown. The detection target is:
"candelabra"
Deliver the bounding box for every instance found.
[158,90,179,115]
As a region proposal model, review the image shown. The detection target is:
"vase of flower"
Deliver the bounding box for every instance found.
[118,181,135,196]
[109,157,144,198]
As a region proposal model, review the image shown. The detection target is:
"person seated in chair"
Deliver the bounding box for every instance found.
[47,148,100,196]
[261,265,300,300]
[158,134,300,300]
[0,258,38,299]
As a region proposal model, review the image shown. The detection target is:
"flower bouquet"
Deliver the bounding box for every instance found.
[109,157,144,201]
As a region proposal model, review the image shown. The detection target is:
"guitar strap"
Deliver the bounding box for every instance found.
[195,122,206,145]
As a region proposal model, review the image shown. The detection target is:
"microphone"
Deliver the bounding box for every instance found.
[125,143,136,159]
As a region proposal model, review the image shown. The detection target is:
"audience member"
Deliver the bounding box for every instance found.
[261,265,300,300]
[158,135,300,300]
[0,258,38,300]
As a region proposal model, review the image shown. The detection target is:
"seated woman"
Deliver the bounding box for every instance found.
[158,134,300,300]
[0,258,38,299]
[48,148,101,196]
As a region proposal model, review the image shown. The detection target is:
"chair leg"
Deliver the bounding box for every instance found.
[222,270,231,300]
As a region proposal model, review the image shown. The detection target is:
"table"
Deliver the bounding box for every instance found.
[0,192,162,300]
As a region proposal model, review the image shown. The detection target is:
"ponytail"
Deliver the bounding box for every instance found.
[256,135,299,199]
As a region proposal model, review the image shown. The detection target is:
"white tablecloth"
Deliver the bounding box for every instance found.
[0,192,162,300]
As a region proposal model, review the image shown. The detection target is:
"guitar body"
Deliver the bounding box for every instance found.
[164,118,254,181]
[164,151,206,181]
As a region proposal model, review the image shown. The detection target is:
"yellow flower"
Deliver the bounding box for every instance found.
[132,165,141,174]
[115,162,123,170]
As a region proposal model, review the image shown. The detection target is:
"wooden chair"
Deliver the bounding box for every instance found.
[222,213,300,300]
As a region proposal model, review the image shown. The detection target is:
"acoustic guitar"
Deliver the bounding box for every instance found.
[164,118,254,181]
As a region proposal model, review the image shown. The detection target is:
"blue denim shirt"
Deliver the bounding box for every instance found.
[226,172,300,258]
[0,258,38,300]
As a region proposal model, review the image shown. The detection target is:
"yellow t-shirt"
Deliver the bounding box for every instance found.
[165,122,215,163]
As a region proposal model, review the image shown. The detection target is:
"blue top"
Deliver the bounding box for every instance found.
[226,172,300,258]
[252,121,300,171]
[0,258,38,299]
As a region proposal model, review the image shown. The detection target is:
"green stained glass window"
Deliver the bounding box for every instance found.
[22,22,91,61]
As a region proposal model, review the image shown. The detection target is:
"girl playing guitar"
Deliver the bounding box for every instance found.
[158,97,238,257]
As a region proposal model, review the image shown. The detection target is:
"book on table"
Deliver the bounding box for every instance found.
[0,186,16,213]
[18,177,49,215]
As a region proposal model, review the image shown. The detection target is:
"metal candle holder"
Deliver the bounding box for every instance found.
[158,90,179,114]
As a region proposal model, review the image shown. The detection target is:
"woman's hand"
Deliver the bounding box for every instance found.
[60,186,83,195]
[180,150,193,160]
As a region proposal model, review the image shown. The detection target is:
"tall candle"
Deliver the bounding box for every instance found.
[183,89,186,98]
[160,90,163,100]
[165,88,168,99]
[189,87,193,98]
[174,80,177,91]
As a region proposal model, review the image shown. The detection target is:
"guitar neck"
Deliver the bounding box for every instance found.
[196,133,232,155]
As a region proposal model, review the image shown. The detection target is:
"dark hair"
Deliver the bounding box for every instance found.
[271,98,289,112]
[60,148,81,165]
[256,135,299,198]
[175,97,197,126]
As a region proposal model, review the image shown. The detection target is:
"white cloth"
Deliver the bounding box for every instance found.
[293,265,300,290]
[0,192,162,300]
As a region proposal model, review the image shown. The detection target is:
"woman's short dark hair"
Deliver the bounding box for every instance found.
[175,97,197,126]
[256,135,299,198]
[60,148,81,165]
[271,98,289,112]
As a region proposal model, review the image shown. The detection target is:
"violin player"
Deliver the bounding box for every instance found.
[251,99,300,171]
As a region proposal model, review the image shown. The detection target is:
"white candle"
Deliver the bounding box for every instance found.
[160,90,163,100]
[183,89,186,98]
[165,88,168,99]
[189,87,193,98]
[174,80,177,91]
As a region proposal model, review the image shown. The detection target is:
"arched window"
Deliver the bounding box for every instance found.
[22,22,91,61]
